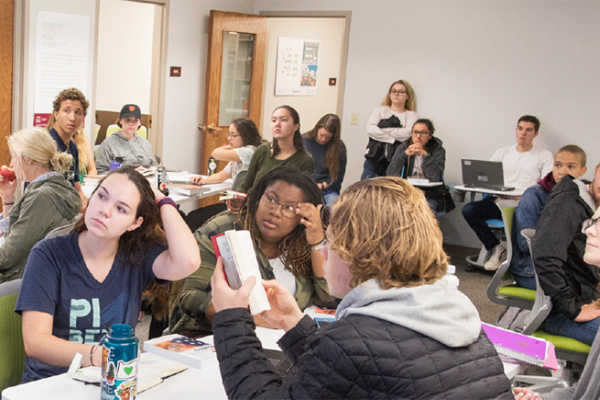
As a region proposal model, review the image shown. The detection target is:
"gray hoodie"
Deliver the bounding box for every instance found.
[336,276,482,347]
[96,131,154,174]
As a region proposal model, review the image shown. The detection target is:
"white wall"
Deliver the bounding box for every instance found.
[95,0,155,113]
[252,0,600,246]
[161,0,256,174]
[261,17,345,139]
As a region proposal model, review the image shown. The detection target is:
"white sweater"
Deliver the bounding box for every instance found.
[366,106,418,144]
[490,145,553,191]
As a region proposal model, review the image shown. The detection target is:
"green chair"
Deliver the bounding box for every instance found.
[0,279,25,393]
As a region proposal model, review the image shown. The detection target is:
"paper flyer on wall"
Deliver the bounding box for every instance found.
[275,37,320,96]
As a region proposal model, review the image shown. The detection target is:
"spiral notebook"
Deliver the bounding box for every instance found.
[481,323,558,369]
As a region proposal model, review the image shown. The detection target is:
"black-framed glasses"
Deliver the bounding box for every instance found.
[412,130,431,137]
[227,133,240,139]
[261,194,298,219]
[582,216,600,233]
[390,89,407,95]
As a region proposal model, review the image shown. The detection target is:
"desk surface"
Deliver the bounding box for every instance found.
[454,184,524,197]
[2,313,520,400]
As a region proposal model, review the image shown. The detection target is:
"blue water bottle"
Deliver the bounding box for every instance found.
[100,324,139,400]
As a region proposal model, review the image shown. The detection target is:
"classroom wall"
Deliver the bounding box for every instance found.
[250,0,600,247]
[261,17,345,139]
[95,0,155,113]
[161,0,255,174]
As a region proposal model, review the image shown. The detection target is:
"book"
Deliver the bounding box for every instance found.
[211,230,271,315]
[143,334,218,369]
[481,323,558,369]
[167,183,207,196]
[73,352,188,393]
[407,177,430,185]
[219,190,248,201]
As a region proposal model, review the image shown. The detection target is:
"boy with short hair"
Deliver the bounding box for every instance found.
[511,145,587,288]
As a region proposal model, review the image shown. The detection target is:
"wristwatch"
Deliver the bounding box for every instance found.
[311,238,326,251]
[157,197,177,209]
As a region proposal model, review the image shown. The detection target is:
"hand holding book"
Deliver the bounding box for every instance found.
[260,280,305,332]
[211,257,257,313]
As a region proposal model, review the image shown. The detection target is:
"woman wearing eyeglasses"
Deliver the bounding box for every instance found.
[191,118,263,185]
[361,80,418,179]
[170,167,337,335]
[514,212,600,400]
[386,119,449,213]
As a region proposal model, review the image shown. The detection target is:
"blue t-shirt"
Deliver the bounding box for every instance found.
[15,232,167,383]
[48,128,79,186]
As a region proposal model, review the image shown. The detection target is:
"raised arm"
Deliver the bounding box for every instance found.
[151,193,200,281]
[212,145,242,163]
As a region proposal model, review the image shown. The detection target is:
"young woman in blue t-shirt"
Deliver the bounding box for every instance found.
[16,167,200,382]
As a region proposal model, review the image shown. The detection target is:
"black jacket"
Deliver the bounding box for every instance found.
[533,175,599,319]
[213,308,512,399]
[386,136,445,182]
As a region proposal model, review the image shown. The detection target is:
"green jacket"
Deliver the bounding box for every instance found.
[0,175,82,283]
[170,212,337,334]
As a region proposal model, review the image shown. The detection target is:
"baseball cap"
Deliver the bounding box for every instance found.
[120,104,141,120]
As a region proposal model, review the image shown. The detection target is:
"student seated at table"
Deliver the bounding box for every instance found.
[532,159,600,346]
[15,167,199,383]
[515,206,600,400]
[386,118,450,213]
[209,176,512,399]
[95,104,154,174]
[170,167,337,335]
[0,127,81,283]
[462,115,553,271]
[184,118,264,232]
[238,106,314,194]
[510,145,587,289]
[302,113,347,204]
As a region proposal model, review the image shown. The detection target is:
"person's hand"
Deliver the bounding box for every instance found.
[253,314,278,329]
[191,175,206,185]
[575,303,600,322]
[210,257,256,313]
[260,280,304,332]
[226,197,244,213]
[513,387,543,400]
[0,174,16,203]
[296,203,324,245]
[151,185,166,202]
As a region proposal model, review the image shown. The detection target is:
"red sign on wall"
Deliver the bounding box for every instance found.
[33,113,51,127]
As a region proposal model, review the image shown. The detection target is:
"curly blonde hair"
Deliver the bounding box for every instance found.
[329,176,447,289]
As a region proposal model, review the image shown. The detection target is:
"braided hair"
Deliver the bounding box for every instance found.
[236,167,324,280]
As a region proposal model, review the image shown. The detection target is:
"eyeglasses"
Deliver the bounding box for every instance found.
[390,89,407,96]
[582,216,600,233]
[227,133,240,139]
[261,194,298,219]
[412,131,431,137]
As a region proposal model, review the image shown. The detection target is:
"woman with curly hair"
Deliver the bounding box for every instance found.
[303,114,347,204]
[209,176,512,399]
[170,167,337,335]
[15,167,199,382]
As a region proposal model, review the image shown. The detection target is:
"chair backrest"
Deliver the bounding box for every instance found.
[0,279,25,392]
[232,170,248,192]
[45,220,78,239]
[487,200,527,307]
[136,126,148,139]
[106,124,120,139]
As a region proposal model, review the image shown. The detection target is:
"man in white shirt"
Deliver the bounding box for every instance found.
[462,115,553,270]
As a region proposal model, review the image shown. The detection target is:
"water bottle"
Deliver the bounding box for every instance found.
[100,324,139,400]
[207,156,218,176]
[110,157,124,172]
[156,164,168,194]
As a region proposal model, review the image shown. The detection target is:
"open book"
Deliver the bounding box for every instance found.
[219,190,248,201]
[73,352,188,393]
[211,230,271,315]
[482,323,558,369]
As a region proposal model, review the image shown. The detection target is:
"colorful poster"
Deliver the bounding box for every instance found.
[33,11,90,122]
[276,37,320,96]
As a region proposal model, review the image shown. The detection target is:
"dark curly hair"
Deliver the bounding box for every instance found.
[72,167,166,267]
[236,167,324,279]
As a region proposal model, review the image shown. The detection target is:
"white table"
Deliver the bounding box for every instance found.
[454,184,524,202]
[81,172,232,205]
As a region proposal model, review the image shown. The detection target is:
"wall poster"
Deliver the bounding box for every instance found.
[275,37,320,96]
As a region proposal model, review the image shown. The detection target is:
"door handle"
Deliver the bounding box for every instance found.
[197,123,218,134]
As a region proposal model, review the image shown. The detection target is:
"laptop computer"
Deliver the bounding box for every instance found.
[461,159,515,191]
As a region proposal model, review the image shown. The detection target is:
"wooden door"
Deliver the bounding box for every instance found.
[198,10,267,206]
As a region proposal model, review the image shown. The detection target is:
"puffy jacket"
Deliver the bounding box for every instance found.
[213,308,512,399]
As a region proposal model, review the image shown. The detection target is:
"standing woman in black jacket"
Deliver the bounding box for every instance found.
[209,176,512,399]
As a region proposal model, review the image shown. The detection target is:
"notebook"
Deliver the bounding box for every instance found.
[461,159,515,191]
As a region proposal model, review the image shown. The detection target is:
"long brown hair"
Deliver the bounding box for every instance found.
[236,167,324,280]
[72,167,166,267]
[271,105,304,157]
[303,113,344,182]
